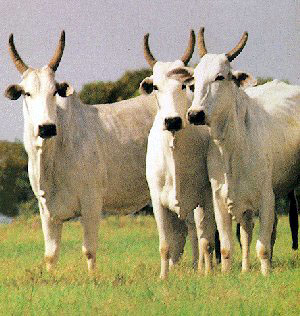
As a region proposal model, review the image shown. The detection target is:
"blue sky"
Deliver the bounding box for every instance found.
[0,0,299,141]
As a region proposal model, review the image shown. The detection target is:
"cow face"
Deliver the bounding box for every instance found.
[170,61,256,127]
[187,60,257,126]
[187,54,233,126]
[4,31,72,140]
[184,28,249,126]
[140,60,194,132]
[141,31,195,132]
[5,67,73,139]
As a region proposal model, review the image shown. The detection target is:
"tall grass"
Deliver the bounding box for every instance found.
[0,215,299,315]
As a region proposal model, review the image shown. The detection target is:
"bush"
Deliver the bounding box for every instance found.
[79,68,152,104]
[0,141,36,217]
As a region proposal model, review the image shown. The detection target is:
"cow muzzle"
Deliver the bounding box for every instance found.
[188,110,206,125]
[38,124,57,139]
[164,117,182,132]
[165,116,182,132]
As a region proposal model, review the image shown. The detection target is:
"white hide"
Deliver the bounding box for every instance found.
[188,53,300,275]
[13,66,159,271]
[143,60,216,278]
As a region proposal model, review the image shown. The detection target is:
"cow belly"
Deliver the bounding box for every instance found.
[103,179,150,213]
[273,160,300,197]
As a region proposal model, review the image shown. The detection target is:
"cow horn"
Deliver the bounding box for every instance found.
[226,31,248,62]
[48,30,65,72]
[198,27,207,58]
[8,34,29,74]
[143,33,157,68]
[181,30,195,65]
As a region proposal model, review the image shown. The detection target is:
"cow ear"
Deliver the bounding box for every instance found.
[56,82,74,97]
[167,67,194,83]
[4,84,24,100]
[184,76,195,87]
[232,71,257,89]
[139,77,154,95]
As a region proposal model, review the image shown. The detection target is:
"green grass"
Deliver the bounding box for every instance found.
[0,215,299,315]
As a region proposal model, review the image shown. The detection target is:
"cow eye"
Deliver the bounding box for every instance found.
[182,84,186,90]
[25,92,31,97]
[153,85,158,91]
[189,85,194,92]
[215,75,225,81]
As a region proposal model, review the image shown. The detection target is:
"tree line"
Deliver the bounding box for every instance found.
[0,71,292,217]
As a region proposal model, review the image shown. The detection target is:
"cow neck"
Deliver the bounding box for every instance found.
[166,131,179,214]
[40,97,78,196]
[164,128,189,152]
[23,98,71,201]
[210,89,251,196]
[163,126,199,219]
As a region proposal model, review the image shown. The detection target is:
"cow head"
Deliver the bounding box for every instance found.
[139,31,195,132]
[167,28,249,126]
[4,31,74,140]
[188,28,248,126]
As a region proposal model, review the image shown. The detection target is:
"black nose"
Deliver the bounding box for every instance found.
[164,117,182,132]
[188,110,206,125]
[38,124,57,139]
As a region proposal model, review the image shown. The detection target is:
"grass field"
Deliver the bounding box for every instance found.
[0,215,299,315]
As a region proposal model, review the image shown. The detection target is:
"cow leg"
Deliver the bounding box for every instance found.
[186,211,199,270]
[80,212,101,272]
[214,229,221,264]
[194,190,216,274]
[288,190,299,250]
[213,190,233,273]
[270,213,278,263]
[240,210,254,272]
[153,203,171,279]
[236,223,241,248]
[152,199,187,279]
[256,190,275,276]
[168,211,188,268]
[80,195,102,272]
[40,210,63,271]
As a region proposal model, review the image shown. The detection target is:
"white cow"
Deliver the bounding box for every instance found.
[140,31,217,279]
[4,31,161,272]
[173,28,300,275]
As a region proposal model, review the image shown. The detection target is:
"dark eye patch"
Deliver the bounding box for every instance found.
[215,75,225,81]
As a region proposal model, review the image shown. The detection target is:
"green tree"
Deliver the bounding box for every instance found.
[79,68,152,104]
[116,69,152,101]
[0,141,37,217]
[79,81,118,105]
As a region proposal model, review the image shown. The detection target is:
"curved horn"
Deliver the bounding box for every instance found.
[198,27,207,58]
[181,30,195,65]
[8,34,29,74]
[226,31,248,62]
[48,30,65,72]
[143,33,157,68]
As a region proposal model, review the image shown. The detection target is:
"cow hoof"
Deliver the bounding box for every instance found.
[261,259,271,276]
[160,273,168,280]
